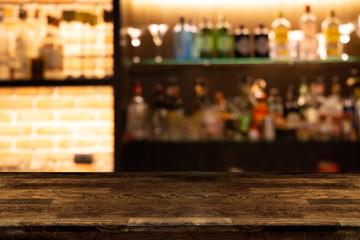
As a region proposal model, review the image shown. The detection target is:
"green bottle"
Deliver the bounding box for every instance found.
[215,15,233,58]
[198,17,215,58]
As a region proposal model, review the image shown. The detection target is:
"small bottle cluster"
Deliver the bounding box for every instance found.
[0,5,113,81]
[169,5,348,61]
[124,71,360,142]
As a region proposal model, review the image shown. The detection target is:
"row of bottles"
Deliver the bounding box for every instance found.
[0,5,113,80]
[172,6,346,61]
[125,71,360,142]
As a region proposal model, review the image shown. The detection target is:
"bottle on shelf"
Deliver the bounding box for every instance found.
[235,76,253,139]
[284,84,301,129]
[251,79,269,139]
[198,17,215,58]
[14,8,31,80]
[151,83,167,140]
[254,24,270,58]
[173,16,191,60]
[188,18,199,59]
[0,7,10,80]
[39,16,63,80]
[191,77,209,140]
[299,5,318,60]
[164,77,184,141]
[268,87,284,120]
[322,10,342,57]
[271,12,291,60]
[215,14,233,58]
[234,24,250,58]
[125,81,151,141]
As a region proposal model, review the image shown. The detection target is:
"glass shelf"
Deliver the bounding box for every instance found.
[125,56,360,67]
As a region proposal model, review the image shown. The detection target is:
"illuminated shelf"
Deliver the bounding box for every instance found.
[0,78,114,87]
[126,56,360,67]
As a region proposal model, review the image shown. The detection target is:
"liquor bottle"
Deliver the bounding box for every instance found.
[164,78,184,141]
[198,17,215,58]
[236,76,253,138]
[0,8,10,80]
[125,81,150,141]
[193,77,209,113]
[173,16,191,60]
[322,10,341,57]
[254,24,269,58]
[102,10,114,77]
[271,12,291,60]
[252,79,269,127]
[267,87,284,119]
[39,16,63,79]
[192,77,209,140]
[151,84,167,140]
[299,5,318,60]
[14,8,30,80]
[215,15,233,58]
[188,19,199,59]
[297,77,311,119]
[284,85,301,129]
[234,24,250,58]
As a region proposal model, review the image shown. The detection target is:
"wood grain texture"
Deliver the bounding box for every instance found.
[1,173,360,239]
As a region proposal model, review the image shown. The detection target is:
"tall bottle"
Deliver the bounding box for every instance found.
[322,10,341,57]
[271,12,291,60]
[14,8,30,80]
[0,8,10,80]
[198,17,215,58]
[234,24,250,58]
[299,5,318,60]
[215,15,233,58]
[188,19,199,59]
[125,81,150,141]
[236,76,253,138]
[39,16,63,79]
[164,78,184,141]
[268,87,284,120]
[284,85,301,129]
[192,77,209,140]
[254,24,270,58]
[173,16,191,60]
[151,84,167,140]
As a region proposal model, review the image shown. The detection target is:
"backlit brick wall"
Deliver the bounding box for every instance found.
[0,86,114,172]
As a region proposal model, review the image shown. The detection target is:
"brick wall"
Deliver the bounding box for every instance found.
[0,86,114,172]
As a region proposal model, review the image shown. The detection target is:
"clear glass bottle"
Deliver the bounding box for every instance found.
[198,17,215,58]
[285,84,301,129]
[188,18,199,59]
[164,78,184,141]
[151,83,167,140]
[173,16,191,60]
[125,81,151,141]
[191,77,209,140]
[0,7,10,80]
[299,5,318,60]
[254,24,269,58]
[271,12,291,60]
[234,24,250,58]
[39,16,64,80]
[268,87,284,119]
[215,15,233,58]
[14,8,30,80]
[322,10,341,57]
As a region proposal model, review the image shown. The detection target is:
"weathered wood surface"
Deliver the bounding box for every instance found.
[1,173,360,239]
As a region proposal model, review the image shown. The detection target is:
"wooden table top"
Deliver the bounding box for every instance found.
[1,172,360,239]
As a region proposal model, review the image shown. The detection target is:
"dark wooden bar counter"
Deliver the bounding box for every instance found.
[1,173,360,239]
